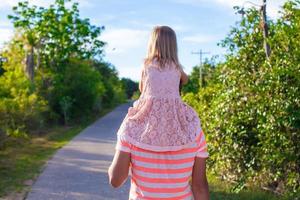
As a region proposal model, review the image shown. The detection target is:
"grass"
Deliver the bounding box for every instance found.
[208,173,292,200]
[0,106,115,198]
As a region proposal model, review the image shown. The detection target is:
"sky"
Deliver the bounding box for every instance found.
[0,0,287,81]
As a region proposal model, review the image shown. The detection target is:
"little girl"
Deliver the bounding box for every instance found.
[108,26,209,200]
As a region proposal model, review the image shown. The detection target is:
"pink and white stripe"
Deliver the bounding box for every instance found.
[115,130,208,200]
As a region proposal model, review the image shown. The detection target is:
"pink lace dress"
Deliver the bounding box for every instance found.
[116,61,203,152]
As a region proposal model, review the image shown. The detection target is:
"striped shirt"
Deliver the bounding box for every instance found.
[115,130,209,200]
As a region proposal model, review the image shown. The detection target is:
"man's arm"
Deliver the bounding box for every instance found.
[192,157,209,200]
[108,150,131,188]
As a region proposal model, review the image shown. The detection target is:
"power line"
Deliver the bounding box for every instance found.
[191,50,210,88]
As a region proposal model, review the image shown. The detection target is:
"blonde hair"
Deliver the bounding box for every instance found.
[144,26,182,70]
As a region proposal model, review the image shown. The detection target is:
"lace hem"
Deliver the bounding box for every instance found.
[117,126,202,152]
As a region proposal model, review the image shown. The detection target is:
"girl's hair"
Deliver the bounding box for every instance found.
[144,26,182,71]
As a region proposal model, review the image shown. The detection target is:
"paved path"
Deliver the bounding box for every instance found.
[26,102,132,200]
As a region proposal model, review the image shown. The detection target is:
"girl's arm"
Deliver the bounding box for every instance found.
[108,150,131,188]
[139,66,145,93]
[139,80,143,93]
[180,69,189,85]
[192,157,209,200]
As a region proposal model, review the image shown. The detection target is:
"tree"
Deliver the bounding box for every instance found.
[92,61,127,107]
[181,58,217,94]
[121,78,139,99]
[0,55,6,76]
[8,0,105,75]
[1,0,126,133]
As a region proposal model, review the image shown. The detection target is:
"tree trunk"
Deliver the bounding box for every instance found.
[261,0,271,59]
[25,46,34,81]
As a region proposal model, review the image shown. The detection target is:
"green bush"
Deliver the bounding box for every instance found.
[0,55,48,142]
[92,61,127,107]
[49,59,106,121]
[131,90,141,100]
[0,0,128,150]
[121,78,139,99]
[183,1,300,197]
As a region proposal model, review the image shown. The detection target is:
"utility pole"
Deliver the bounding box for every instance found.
[260,0,271,59]
[238,0,271,60]
[192,50,210,88]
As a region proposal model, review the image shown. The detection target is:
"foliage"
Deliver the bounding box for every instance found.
[92,61,127,107]
[0,68,47,144]
[0,38,48,144]
[8,0,105,71]
[121,78,139,99]
[183,1,300,197]
[131,90,141,100]
[0,0,127,146]
[49,59,106,122]
[181,58,217,94]
[59,96,74,125]
[0,55,6,76]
